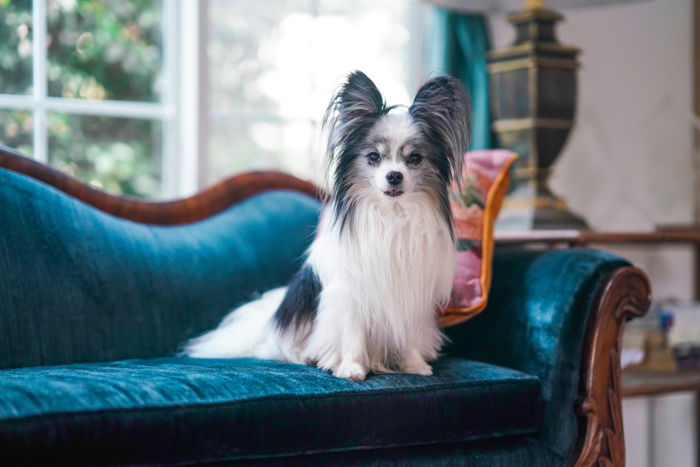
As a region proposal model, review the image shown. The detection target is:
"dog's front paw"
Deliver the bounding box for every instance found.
[402,362,433,376]
[401,349,433,376]
[333,361,367,381]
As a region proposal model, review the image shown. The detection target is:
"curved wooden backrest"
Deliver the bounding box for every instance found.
[0,145,322,225]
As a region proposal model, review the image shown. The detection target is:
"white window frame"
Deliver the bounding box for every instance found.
[0,0,206,199]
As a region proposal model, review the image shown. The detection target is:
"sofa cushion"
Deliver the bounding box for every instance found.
[0,357,541,464]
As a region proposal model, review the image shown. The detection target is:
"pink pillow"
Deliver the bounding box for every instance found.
[440,150,517,327]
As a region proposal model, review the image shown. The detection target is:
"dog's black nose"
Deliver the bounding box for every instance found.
[386,171,403,186]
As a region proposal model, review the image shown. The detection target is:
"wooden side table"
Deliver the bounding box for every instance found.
[622,372,700,398]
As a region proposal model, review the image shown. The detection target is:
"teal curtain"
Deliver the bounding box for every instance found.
[426,9,493,150]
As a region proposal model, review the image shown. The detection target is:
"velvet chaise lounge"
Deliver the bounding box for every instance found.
[0,146,650,466]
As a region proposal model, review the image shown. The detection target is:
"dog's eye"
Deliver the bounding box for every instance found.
[366,152,381,166]
[407,153,423,166]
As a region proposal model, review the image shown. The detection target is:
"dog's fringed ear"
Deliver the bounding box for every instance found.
[322,72,386,168]
[333,71,385,126]
[321,71,387,211]
[409,76,471,185]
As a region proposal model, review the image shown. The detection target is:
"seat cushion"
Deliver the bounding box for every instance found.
[0,357,541,464]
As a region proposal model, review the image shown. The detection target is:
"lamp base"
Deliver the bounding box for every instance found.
[496,204,590,230]
[496,183,589,230]
[489,6,589,232]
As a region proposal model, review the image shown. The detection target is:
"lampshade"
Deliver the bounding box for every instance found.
[425,0,652,14]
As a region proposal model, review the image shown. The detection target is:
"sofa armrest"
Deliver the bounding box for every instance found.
[444,248,651,465]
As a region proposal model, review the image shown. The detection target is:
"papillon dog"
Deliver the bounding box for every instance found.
[185,71,471,380]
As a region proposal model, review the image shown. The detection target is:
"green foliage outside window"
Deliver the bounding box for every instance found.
[0,0,32,95]
[47,0,162,101]
[0,0,163,199]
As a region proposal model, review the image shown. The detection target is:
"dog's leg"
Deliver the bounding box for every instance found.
[303,282,368,380]
[400,347,433,376]
[332,307,368,381]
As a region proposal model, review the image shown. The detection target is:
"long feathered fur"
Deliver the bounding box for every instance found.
[185,71,471,380]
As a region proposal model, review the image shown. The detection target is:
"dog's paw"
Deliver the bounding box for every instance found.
[402,362,433,376]
[333,361,367,381]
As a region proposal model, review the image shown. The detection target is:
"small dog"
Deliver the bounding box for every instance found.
[185,71,470,380]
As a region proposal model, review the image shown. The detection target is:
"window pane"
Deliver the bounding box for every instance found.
[0,0,33,95]
[208,119,317,184]
[0,109,33,155]
[47,0,163,102]
[207,0,414,182]
[48,113,162,199]
[209,0,412,120]
[209,0,313,118]
[313,0,412,109]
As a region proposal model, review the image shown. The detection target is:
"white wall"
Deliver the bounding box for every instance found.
[488,1,696,465]
[554,0,695,231]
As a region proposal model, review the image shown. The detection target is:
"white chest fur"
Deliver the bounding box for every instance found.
[301,193,456,375]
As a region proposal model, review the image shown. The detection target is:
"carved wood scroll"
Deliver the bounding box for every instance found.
[572,267,652,466]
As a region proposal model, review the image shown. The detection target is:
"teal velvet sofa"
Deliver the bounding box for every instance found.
[0,146,650,466]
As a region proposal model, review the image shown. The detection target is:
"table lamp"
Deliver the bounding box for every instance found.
[424,0,651,230]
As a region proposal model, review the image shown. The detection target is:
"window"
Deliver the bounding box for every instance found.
[0,0,174,199]
[0,0,422,199]
[207,0,421,185]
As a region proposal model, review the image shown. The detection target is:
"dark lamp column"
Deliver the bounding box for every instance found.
[489,4,589,230]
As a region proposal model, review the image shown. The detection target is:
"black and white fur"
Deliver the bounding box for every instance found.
[185,72,471,380]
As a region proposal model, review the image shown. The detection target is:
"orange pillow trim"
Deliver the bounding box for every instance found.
[439,152,517,327]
